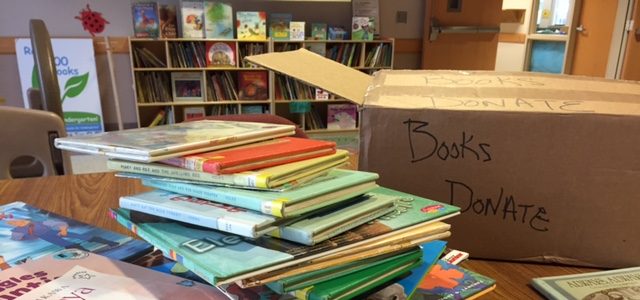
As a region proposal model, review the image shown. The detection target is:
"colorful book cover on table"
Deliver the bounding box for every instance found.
[352,16,375,40]
[119,189,277,238]
[141,168,379,217]
[53,120,295,162]
[181,0,205,38]
[109,185,459,285]
[531,266,640,300]
[159,4,178,38]
[161,137,336,175]
[204,1,234,39]
[327,104,358,130]
[289,21,305,41]
[311,23,327,40]
[206,41,236,67]
[132,2,160,38]
[411,260,496,300]
[238,70,269,100]
[0,201,152,270]
[269,13,292,40]
[236,11,267,40]
[0,249,227,299]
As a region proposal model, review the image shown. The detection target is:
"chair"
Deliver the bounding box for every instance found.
[198,114,308,139]
[0,106,71,179]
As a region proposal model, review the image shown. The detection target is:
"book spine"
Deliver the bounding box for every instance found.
[108,209,220,285]
[119,196,259,238]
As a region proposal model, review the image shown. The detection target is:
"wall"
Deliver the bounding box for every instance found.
[494,0,532,72]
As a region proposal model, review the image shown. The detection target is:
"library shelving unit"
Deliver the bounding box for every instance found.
[128,37,394,133]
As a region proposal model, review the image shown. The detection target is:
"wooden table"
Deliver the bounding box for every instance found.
[0,172,602,299]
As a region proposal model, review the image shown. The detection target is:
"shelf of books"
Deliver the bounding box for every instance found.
[129,37,393,130]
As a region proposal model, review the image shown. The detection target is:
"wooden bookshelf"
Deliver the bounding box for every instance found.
[129,37,394,131]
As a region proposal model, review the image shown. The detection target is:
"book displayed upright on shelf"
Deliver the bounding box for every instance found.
[204,1,234,39]
[531,267,640,300]
[237,11,267,40]
[54,120,296,162]
[158,4,178,38]
[238,70,269,100]
[180,0,205,38]
[290,21,306,41]
[327,103,358,130]
[172,72,205,102]
[183,106,206,121]
[352,16,375,40]
[131,2,160,38]
[311,23,328,40]
[269,13,292,40]
[205,41,236,67]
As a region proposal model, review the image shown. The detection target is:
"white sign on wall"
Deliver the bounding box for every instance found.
[15,38,104,135]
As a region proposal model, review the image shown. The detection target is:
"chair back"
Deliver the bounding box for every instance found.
[0,106,71,179]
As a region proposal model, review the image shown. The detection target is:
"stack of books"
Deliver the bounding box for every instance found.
[54,120,473,299]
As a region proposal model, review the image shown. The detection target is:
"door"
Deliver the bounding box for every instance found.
[569,0,619,76]
[421,0,502,70]
[621,0,640,80]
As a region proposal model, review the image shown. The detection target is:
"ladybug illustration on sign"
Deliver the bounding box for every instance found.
[75,4,109,36]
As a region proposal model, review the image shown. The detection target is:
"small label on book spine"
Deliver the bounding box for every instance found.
[261,199,285,217]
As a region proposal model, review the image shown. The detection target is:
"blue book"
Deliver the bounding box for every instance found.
[0,201,152,269]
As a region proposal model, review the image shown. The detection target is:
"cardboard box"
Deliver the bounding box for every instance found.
[247,49,640,268]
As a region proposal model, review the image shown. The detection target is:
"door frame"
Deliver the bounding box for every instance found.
[610,0,635,78]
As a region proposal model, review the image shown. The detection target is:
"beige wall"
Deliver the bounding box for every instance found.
[495,0,533,72]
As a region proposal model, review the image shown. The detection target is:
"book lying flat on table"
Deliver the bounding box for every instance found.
[162,137,336,174]
[54,120,295,162]
[412,260,496,300]
[0,201,151,269]
[141,168,380,218]
[0,249,227,299]
[531,266,640,300]
[109,149,350,190]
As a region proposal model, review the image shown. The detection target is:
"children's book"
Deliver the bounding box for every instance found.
[412,260,497,300]
[206,41,236,67]
[0,201,152,270]
[108,149,350,190]
[0,249,227,299]
[181,0,205,38]
[531,266,640,300]
[327,104,358,130]
[204,1,234,39]
[141,168,379,218]
[241,104,267,114]
[172,72,204,102]
[54,120,295,162]
[120,189,276,238]
[352,16,375,40]
[238,71,269,100]
[132,2,160,38]
[269,13,292,40]
[328,26,347,40]
[162,137,336,174]
[311,23,328,40]
[236,11,267,40]
[159,4,178,38]
[293,248,423,300]
[290,21,306,41]
[183,106,206,121]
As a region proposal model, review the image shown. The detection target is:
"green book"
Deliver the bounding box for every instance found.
[294,248,423,300]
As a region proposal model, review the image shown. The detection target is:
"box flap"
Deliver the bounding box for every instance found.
[245,48,372,105]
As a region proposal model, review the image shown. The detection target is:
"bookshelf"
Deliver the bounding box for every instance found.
[129,38,394,132]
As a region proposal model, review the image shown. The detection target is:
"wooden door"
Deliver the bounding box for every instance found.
[569,0,618,76]
[421,0,502,70]
[621,0,640,80]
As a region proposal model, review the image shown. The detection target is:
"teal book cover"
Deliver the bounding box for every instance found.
[0,201,151,270]
[142,168,380,217]
[204,1,234,39]
[269,13,292,40]
[411,260,496,300]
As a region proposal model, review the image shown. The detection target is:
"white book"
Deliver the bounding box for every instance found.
[289,21,305,41]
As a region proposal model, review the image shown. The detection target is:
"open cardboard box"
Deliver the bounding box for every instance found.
[246,49,640,268]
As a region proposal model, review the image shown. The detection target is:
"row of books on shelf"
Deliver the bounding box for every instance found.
[132,1,375,41]
[45,119,500,299]
[146,104,270,126]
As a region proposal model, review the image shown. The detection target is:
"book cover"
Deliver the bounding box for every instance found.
[412,260,497,300]
[0,201,151,270]
[290,21,306,41]
[161,137,336,174]
[141,168,379,217]
[327,104,357,130]
[238,70,269,100]
[531,266,640,300]
[236,11,267,40]
[206,41,236,67]
[311,23,327,40]
[328,26,347,40]
[269,13,292,40]
[172,72,204,102]
[241,104,267,114]
[108,149,349,190]
[183,106,206,121]
[0,249,227,299]
[132,2,160,38]
[181,0,205,38]
[352,16,375,40]
[270,191,398,245]
[204,1,234,39]
[294,248,423,300]
[159,4,178,38]
[53,120,295,162]
[120,189,276,238]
